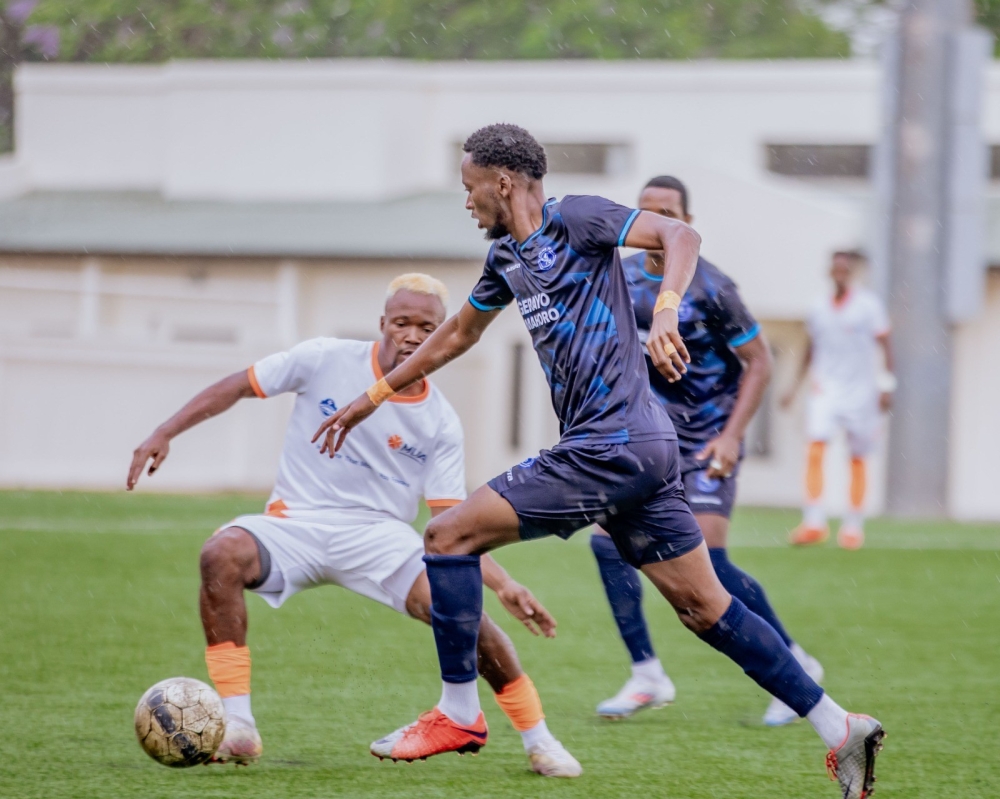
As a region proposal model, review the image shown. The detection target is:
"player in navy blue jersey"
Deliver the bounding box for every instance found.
[591,176,824,728]
[313,125,884,797]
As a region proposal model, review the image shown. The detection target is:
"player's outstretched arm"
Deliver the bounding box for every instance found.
[699,333,773,478]
[482,554,557,638]
[312,302,499,455]
[126,371,257,490]
[624,212,701,382]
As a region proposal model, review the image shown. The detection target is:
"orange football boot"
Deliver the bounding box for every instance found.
[789,523,829,546]
[370,708,488,762]
[837,524,865,550]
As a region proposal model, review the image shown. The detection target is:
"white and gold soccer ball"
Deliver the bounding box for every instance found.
[134,677,226,767]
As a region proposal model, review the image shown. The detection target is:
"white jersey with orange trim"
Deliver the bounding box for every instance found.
[807,287,889,403]
[248,338,466,524]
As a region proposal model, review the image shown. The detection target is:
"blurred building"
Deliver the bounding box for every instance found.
[1,60,998,518]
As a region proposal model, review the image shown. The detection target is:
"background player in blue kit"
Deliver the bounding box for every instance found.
[315,125,884,798]
[591,176,824,728]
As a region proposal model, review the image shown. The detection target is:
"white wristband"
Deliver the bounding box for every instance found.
[876,372,898,393]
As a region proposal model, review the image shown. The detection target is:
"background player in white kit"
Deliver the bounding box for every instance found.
[782,252,895,550]
[126,273,581,778]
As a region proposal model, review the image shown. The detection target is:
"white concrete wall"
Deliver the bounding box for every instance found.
[0,256,559,494]
[950,270,1000,520]
[0,253,874,515]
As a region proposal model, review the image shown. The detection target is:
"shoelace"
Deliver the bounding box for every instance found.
[825,750,839,781]
[399,711,451,744]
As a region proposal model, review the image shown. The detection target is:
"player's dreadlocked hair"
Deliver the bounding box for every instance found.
[462,124,548,180]
[644,175,690,216]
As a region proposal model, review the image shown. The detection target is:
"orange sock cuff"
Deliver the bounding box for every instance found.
[850,457,867,510]
[205,642,251,698]
[806,441,826,502]
[493,673,544,732]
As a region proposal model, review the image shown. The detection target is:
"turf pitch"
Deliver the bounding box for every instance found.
[1,490,998,798]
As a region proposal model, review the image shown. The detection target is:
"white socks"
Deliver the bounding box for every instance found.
[807,693,850,749]
[843,510,865,529]
[520,719,555,751]
[804,504,827,529]
[631,657,666,682]
[790,642,807,664]
[222,694,255,728]
[438,680,481,726]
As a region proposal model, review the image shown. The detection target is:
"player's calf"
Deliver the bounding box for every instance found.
[199,527,262,645]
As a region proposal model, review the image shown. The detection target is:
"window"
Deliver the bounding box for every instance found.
[544,143,629,176]
[172,325,238,345]
[455,142,630,177]
[766,144,870,178]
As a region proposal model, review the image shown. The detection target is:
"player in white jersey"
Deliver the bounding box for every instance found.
[782,252,895,549]
[126,273,581,778]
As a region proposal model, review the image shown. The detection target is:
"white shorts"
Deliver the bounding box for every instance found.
[806,390,880,457]
[221,512,426,614]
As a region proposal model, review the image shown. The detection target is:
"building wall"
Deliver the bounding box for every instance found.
[0,254,881,516]
[10,60,886,319]
[1,60,998,516]
[0,255,562,494]
[950,270,1000,520]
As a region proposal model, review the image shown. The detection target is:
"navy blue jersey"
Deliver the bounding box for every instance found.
[622,251,760,456]
[470,196,674,445]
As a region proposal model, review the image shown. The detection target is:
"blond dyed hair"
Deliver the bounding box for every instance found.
[386,273,449,307]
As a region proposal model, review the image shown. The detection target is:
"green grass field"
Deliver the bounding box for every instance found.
[1,490,998,799]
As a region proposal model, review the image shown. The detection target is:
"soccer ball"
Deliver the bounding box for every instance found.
[134,677,226,767]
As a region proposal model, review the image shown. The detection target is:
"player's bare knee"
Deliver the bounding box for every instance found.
[423,516,475,555]
[669,591,720,634]
[200,528,253,587]
[405,594,430,624]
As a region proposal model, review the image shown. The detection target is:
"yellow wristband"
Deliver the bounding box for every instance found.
[654,290,682,314]
[366,378,396,406]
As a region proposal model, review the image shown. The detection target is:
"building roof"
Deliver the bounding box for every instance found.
[0,191,491,260]
[2,188,1000,265]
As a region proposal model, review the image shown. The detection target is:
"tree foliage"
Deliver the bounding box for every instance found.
[976,0,1000,54]
[26,0,852,62]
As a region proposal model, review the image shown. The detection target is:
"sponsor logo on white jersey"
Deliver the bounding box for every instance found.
[388,435,428,465]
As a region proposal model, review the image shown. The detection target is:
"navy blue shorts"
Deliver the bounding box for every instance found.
[680,454,741,519]
[487,438,704,568]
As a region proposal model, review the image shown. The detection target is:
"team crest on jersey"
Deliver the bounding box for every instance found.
[318,398,338,417]
[694,471,721,493]
[388,435,428,464]
[537,246,556,271]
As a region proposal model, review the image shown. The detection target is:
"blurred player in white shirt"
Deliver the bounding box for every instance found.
[127,273,581,777]
[782,252,895,549]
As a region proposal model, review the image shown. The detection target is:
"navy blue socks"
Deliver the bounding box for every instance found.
[708,547,794,647]
[423,554,483,684]
[590,533,656,663]
[698,597,824,717]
